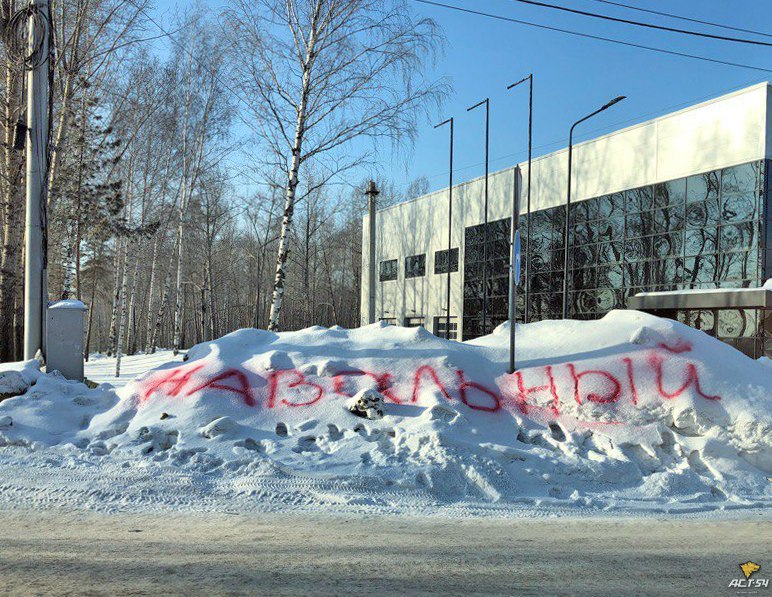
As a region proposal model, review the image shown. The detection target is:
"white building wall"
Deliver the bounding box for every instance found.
[361,82,772,335]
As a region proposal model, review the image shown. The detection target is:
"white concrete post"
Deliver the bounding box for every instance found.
[23,0,50,360]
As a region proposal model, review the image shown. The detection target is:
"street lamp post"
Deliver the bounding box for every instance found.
[434,117,454,340]
[466,98,489,336]
[562,96,626,320]
[506,74,533,324]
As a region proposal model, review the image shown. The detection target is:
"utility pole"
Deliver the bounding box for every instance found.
[366,180,379,324]
[23,0,50,360]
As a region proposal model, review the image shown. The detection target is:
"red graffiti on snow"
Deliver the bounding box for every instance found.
[186,369,256,407]
[141,363,205,403]
[137,338,721,422]
[332,370,401,404]
[456,370,500,412]
[648,353,721,401]
[412,365,452,403]
[567,364,622,405]
[268,369,324,408]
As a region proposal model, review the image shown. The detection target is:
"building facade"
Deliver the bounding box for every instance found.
[361,83,772,357]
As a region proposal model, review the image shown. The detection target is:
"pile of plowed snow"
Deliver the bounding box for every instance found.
[0,310,770,513]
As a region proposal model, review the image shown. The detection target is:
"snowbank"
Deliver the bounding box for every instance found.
[0,310,770,513]
[0,360,41,400]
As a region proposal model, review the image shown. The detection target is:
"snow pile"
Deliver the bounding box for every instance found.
[0,360,41,401]
[0,310,770,513]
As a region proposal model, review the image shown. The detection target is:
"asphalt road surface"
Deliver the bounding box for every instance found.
[0,510,768,596]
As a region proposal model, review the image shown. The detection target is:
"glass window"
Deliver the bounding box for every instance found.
[405,254,425,278]
[434,316,458,340]
[652,233,682,258]
[720,223,756,252]
[685,227,717,256]
[653,206,684,233]
[721,193,757,223]
[654,178,686,208]
[598,194,624,219]
[404,317,425,328]
[688,310,716,334]
[624,237,652,261]
[627,187,653,213]
[687,171,720,204]
[434,247,459,274]
[721,163,759,195]
[717,309,757,338]
[379,259,398,281]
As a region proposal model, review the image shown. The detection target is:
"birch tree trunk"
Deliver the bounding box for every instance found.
[267,7,320,331]
[107,237,124,357]
[115,240,131,377]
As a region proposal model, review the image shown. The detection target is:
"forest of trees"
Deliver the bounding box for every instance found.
[0,0,445,366]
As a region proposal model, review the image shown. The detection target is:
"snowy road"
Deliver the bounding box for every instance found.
[0,510,768,596]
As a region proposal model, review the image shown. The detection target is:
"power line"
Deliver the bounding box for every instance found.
[585,0,772,40]
[506,0,772,47]
[414,0,772,75]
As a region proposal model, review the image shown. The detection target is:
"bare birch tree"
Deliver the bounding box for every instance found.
[224,0,446,331]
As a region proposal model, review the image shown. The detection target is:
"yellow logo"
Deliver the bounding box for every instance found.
[740,562,761,579]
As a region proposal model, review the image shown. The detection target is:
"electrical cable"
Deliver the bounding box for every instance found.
[584,0,772,41]
[414,0,772,75]
[505,0,772,47]
[4,3,50,69]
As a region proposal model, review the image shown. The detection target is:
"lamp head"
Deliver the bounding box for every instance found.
[602,96,626,110]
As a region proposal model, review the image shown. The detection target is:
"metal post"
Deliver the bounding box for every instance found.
[366,180,379,324]
[24,0,50,360]
[434,117,454,340]
[467,98,489,336]
[562,127,575,320]
[525,77,533,323]
[506,75,533,323]
[562,96,626,320]
[508,167,522,374]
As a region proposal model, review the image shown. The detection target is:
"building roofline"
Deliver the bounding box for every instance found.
[375,81,771,216]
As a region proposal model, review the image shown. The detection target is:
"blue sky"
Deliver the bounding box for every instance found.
[152,0,772,195]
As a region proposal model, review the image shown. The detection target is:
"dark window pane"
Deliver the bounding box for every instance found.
[597,242,624,264]
[572,244,596,268]
[379,259,398,281]
[624,237,652,261]
[531,253,548,273]
[405,254,426,278]
[434,247,459,274]
[596,264,624,287]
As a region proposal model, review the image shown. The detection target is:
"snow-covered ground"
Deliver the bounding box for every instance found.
[0,310,770,517]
